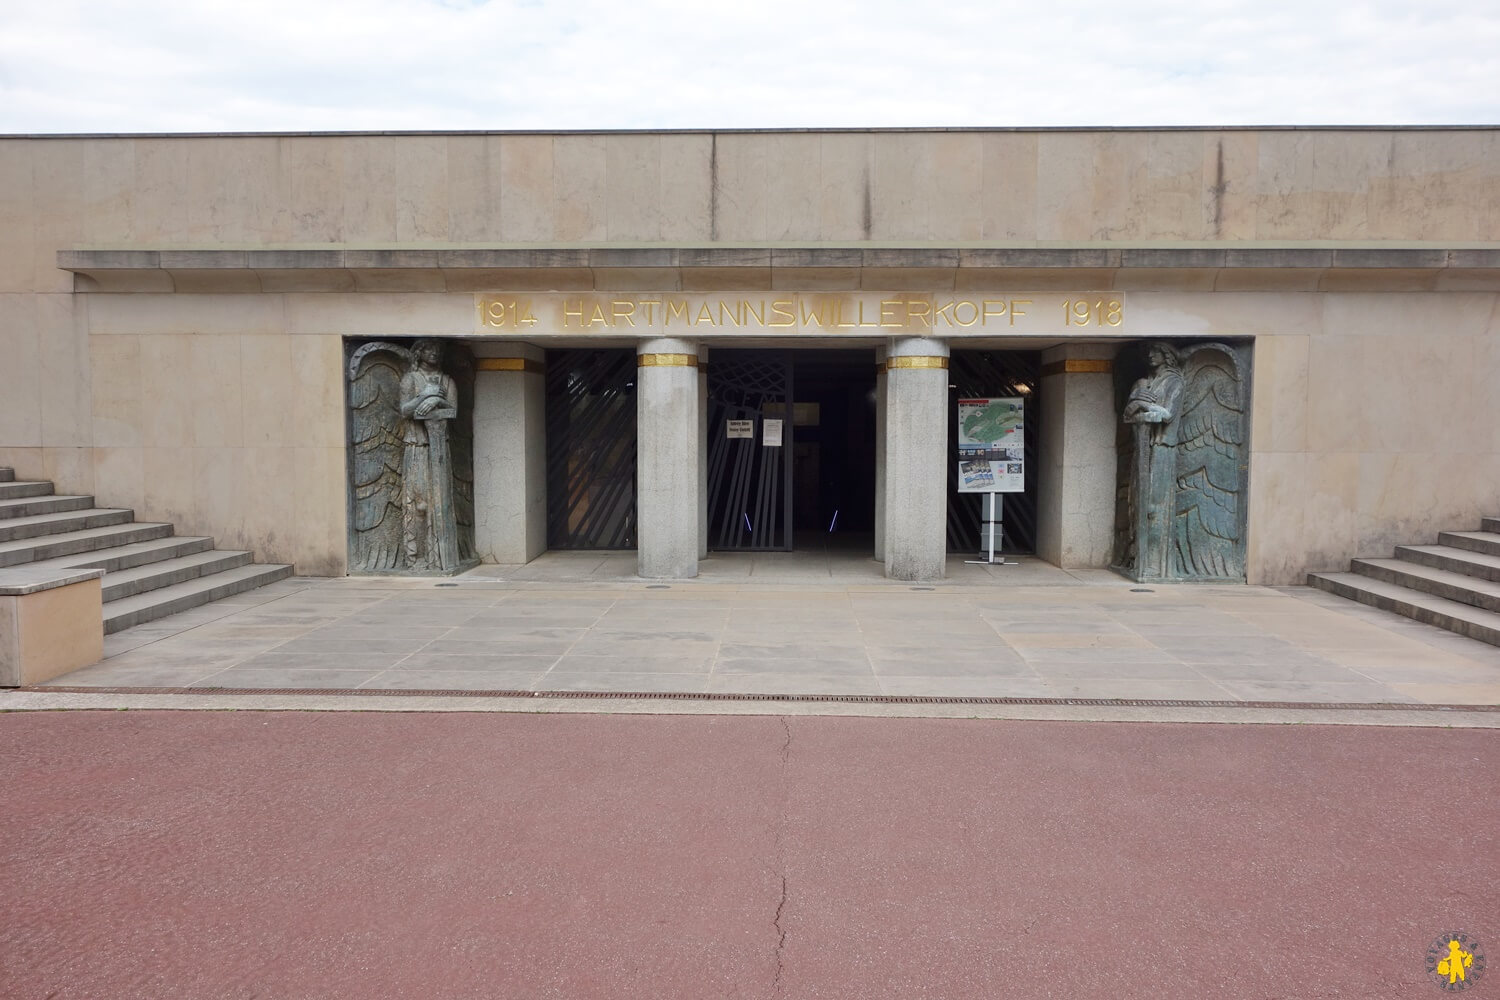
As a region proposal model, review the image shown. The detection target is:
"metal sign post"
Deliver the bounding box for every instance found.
[957,396,1024,568]
[966,492,1011,566]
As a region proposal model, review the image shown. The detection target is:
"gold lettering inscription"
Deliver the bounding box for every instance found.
[479,297,540,328]
[479,294,1123,335]
[1062,298,1125,327]
[800,301,830,327]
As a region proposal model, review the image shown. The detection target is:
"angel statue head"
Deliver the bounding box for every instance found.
[412,337,444,369]
[1145,341,1180,371]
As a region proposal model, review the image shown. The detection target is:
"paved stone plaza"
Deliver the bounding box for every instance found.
[40,551,1500,706]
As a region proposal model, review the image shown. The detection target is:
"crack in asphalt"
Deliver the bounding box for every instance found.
[773,874,788,993]
[773,716,792,994]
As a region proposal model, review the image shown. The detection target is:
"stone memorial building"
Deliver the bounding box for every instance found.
[1,128,1497,621]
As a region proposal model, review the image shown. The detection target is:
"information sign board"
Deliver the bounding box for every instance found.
[956,397,1025,493]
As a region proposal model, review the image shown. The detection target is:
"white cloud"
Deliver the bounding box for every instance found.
[0,0,1495,131]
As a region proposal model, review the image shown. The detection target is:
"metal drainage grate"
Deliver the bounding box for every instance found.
[24,685,1500,712]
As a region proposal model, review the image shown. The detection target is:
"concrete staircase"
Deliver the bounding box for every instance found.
[0,467,292,635]
[1308,518,1500,646]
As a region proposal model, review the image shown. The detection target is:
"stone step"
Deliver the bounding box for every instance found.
[104,563,295,634]
[1436,530,1500,558]
[1352,557,1500,615]
[0,508,134,544]
[0,494,94,520]
[0,522,175,568]
[1395,544,1500,584]
[0,467,12,482]
[0,480,55,501]
[102,550,253,603]
[22,536,217,575]
[1307,571,1500,646]
[1482,517,1500,534]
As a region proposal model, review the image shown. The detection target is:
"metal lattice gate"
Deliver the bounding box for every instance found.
[545,349,637,549]
[706,352,794,551]
[946,351,1041,554]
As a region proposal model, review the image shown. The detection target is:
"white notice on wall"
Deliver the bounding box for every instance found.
[726,419,754,439]
[762,419,783,447]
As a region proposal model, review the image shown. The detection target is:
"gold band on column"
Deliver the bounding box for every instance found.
[637,354,700,368]
[885,356,949,371]
[476,358,546,374]
[1039,359,1112,378]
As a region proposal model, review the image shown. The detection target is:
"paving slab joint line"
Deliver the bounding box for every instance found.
[20,685,1500,712]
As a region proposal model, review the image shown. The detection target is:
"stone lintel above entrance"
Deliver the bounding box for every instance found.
[57,245,1500,294]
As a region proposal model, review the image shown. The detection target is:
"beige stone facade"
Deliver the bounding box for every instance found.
[1,128,1497,584]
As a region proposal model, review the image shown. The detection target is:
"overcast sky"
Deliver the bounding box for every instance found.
[1,0,1496,133]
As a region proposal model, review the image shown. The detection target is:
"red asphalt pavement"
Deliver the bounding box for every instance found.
[1,711,1495,999]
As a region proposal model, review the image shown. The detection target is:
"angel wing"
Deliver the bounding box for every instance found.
[1172,343,1246,578]
[347,341,412,572]
[447,348,478,562]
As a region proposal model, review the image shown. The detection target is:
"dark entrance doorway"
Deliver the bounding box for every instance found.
[544,349,637,550]
[788,351,878,552]
[705,349,877,553]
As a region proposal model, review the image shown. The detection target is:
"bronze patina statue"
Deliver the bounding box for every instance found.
[347,338,476,574]
[1116,340,1248,582]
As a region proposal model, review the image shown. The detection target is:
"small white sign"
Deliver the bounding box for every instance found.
[726,419,754,439]
[762,419,784,447]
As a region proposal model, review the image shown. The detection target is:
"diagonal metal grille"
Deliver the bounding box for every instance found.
[706,352,793,551]
[947,351,1041,554]
[545,350,637,549]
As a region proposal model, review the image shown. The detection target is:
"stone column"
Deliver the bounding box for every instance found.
[472,342,547,564]
[882,337,950,581]
[873,344,888,563]
[698,343,710,560]
[1035,343,1119,567]
[636,338,701,579]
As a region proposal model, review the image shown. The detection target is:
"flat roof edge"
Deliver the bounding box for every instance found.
[4,125,1500,140]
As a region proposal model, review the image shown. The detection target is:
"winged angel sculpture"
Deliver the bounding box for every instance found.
[347,338,477,574]
[1118,341,1247,581]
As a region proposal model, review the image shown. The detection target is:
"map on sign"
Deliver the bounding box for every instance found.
[956,397,1025,493]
